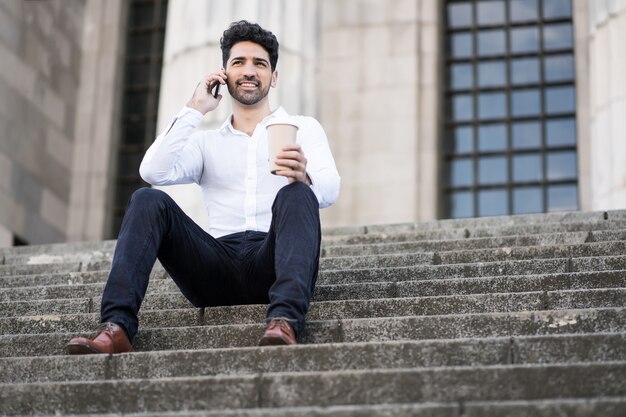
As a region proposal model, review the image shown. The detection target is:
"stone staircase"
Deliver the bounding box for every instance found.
[0,210,625,416]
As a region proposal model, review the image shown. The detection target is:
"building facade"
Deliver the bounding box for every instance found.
[0,0,624,246]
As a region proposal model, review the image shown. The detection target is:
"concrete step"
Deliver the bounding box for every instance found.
[1,333,623,383]
[4,240,625,290]
[436,241,626,265]
[0,262,81,277]
[322,231,591,257]
[322,220,626,246]
[590,229,626,242]
[0,362,624,415]
[319,255,626,286]
[2,244,626,293]
[323,227,626,257]
[38,254,625,299]
[0,241,626,288]
[319,270,626,301]
[2,269,625,318]
[2,288,625,335]
[321,209,626,236]
[23,397,626,417]
[1,307,624,357]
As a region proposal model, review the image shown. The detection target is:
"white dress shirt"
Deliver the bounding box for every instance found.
[140,106,340,238]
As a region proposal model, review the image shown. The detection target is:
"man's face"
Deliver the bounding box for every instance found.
[225,41,277,106]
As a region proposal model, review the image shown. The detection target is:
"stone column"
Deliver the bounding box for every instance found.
[318,0,440,226]
[67,0,128,241]
[576,0,626,210]
[157,0,317,230]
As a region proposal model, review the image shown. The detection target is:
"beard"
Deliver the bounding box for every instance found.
[227,76,271,106]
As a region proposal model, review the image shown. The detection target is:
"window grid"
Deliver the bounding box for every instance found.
[443,0,578,218]
[111,0,168,236]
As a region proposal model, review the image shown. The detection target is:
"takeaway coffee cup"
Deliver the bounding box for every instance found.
[266,119,299,174]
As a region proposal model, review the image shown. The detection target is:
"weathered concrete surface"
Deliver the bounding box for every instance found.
[0,209,625,415]
[2,363,624,415]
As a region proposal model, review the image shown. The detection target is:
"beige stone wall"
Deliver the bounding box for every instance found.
[156,0,319,230]
[576,0,626,211]
[318,0,441,227]
[589,0,626,210]
[0,0,87,245]
[0,0,127,245]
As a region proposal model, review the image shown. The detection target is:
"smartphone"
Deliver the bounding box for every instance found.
[212,82,221,98]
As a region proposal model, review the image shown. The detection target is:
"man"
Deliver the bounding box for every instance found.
[66,20,340,354]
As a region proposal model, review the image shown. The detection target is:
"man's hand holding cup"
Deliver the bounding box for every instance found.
[267,120,311,185]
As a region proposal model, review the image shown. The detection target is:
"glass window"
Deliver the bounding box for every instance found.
[449,158,474,186]
[478,92,507,119]
[122,122,146,146]
[478,60,506,87]
[128,33,154,56]
[447,2,473,28]
[547,151,577,180]
[544,54,574,82]
[478,123,507,152]
[126,62,151,86]
[544,23,573,50]
[449,191,474,218]
[448,126,474,153]
[513,153,542,182]
[450,63,473,90]
[477,29,505,56]
[450,32,473,58]
[511,27,539,53]
[443,0,577,219]
[451,94,474,121]
[124,91,148,115]
[479,156,507,184]
[118,153,144,176]
[514,187,543,214]
[510,0,538,22]
[512,89,541,117]
[545,86,575,114]
[546,118,576,146]
[479,189,508,216]
[543,0,572,19]
[130,3,155,27]
[113,0,168,239]
[477,1,505,25]
[511,58,540,85]
[512,121,541,149]
[548,184,577,212]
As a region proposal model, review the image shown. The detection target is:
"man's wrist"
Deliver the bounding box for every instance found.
[186,100,209,115]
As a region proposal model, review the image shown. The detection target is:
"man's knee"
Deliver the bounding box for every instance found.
[128,188,172,212]
[130,187,165,202]
[274,182,318,208]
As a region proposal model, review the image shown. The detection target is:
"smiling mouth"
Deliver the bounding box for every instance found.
[238,81,258,88]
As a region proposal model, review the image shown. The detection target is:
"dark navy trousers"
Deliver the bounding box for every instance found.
[100,182,321,341]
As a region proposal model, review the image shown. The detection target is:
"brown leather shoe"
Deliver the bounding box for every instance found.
[66,322,132,355]
[258,317,297,346]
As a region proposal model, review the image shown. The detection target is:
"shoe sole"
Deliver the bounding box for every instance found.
[65,342,106,355]
[258,335,296,346]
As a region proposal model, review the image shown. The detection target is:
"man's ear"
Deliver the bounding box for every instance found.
[271,70,278,88]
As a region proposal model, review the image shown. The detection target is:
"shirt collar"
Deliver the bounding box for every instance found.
[219,107,289,135]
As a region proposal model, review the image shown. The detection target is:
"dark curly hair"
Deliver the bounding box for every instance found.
[220,20,279,71]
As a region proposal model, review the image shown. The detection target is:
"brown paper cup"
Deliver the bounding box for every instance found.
[266,120,299,174]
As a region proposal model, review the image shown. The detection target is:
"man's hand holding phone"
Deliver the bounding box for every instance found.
[186,69,227,115]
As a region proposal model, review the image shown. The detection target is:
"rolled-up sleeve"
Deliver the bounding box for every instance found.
[299,117,341,208]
